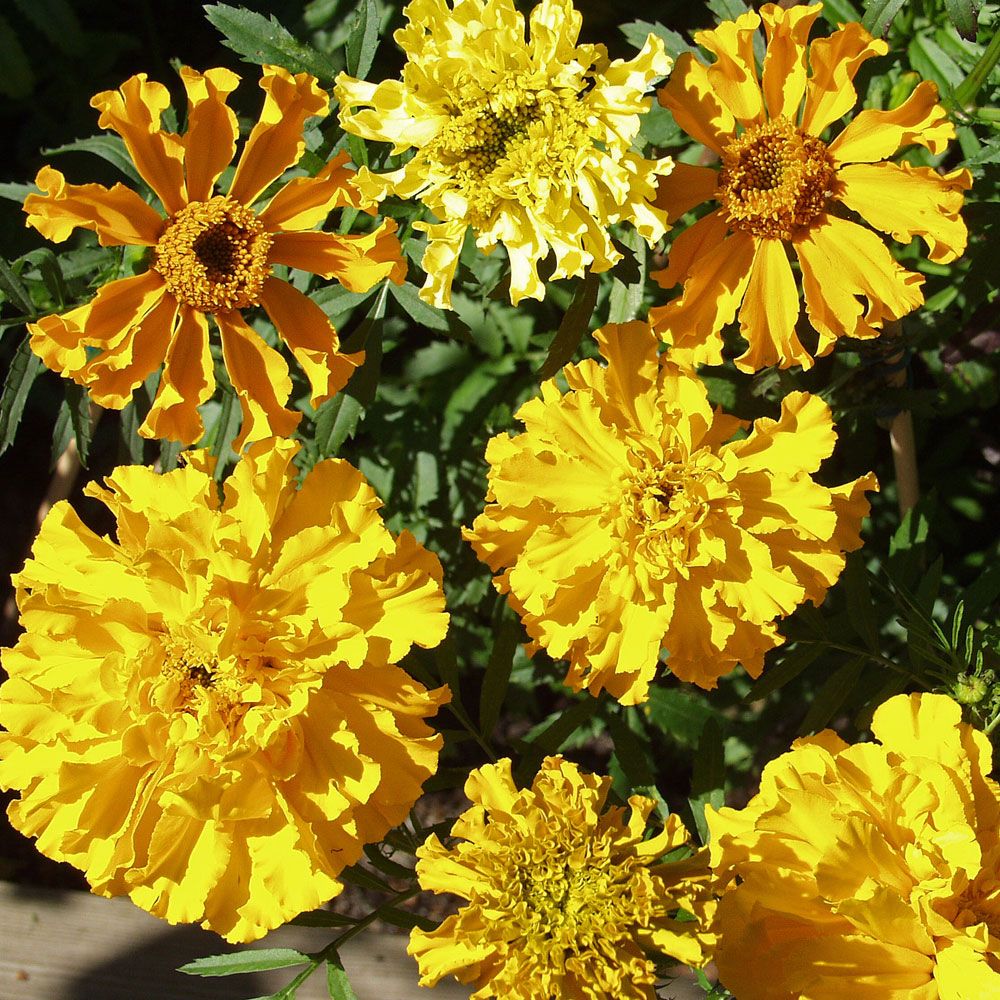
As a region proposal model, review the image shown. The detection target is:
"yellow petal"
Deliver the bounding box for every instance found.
[229,65,329,206]
[141,307,214,444]
[413,220,467,310]
[735,237,806,372]
[268,220,407,290]
[727,391,835,475]
[258,150,364,231]
[652,207,729,291]
[260,276,361,407]
[697,10,765,125]
[91,73,187,215]
[24,165,164,246]
[795,215,924,355]
[760,3,822,121]
[179,66,241,203]
[800,22,887,136]
[830,81,954,164]
[654,162,719,223]
[215,310,299,449]
[836,161,971,264]
[658,52,736,154]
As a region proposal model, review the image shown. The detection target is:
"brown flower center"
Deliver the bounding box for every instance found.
[718,116,837,240]
[153,196,272,312]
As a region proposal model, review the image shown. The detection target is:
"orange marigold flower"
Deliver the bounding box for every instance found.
[464,320,877,703]
[650,3,972,372]
[0,438,449,942]
[708,693,1000,1000]
[24,65,408,446]
[408,756,716,999]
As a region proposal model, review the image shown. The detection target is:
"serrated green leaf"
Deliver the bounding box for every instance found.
[0,181,37,204]
[962,562,1000,624]
[908,33,965,93]
[538,272,599,380]
[340,864,392,893]
[798,656,865,735]
[389,280,450,332]
[363,843,415,881]
[345,0,379,79]
[204,3,339,80]
[376,906,436,932]
[327,956,359,1000]
[862,0,907,36]
[27,248,68,311]
[688,717,725,844]
[619,19,693,60]
[479,615,521,738]
[526,696,602,759]
[914,555,944,613]
[43,135,143,187]
[158,438,183,473]
[749,643,825,701]
[706,0,752,22]
[179,948,311,977]
[608,710,655,787]
[608,230,646,324]
[0,258,37,315]
[645,686,715,745]
[314,392,364,457]
[0,337,43,456]
[944,0,980,40]
[0,13,35,99]
[49,398,73,469]
[64,380,92,466]
[818,0,863,25]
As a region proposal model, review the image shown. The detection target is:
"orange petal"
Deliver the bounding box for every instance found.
[260,277,361,407]
[652,208,730,292]
[141,307,215,443]
[697,10,765,126]
[180,67,240,203]
[650,229,755,365]
[735,237,806,371]
[836,161,971,264]
[24,166,164,246]
[829,81,954,164]
[258,151,365,231]
[91,74,187,215]
[27,271,167,381]
[760,4,822,121]
[85,293,178,408]
[654,163,719,224]
[268,220,407,291]
[795,215,924,356]
[215,310,299,450]
[800,22,887,136]
[228,66,330,206]
[658,53,736,154]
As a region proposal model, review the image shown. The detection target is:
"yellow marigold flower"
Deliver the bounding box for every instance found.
[464,321,877,704]
[0,438,449,943]
[409,756,716,998]
[334,0,673,309]
[24,65,407,446]
[707,693,1000,1000]
[650,3,972,372]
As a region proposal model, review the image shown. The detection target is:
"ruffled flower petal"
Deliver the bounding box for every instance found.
[179,66,241,203]
[654,162,719,223]
[24,166,164,246]
[658,52,736,153]
[696,10,765,125]
[257,150,365,231]
[760,3,822,121]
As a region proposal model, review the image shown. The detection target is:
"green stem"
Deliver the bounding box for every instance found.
[445,698,498,762]
[795,638,951,686]
[955,27,1000,109]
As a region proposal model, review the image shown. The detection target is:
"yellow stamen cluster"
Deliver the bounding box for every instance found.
[158,629,247,719]
[718,116,836,240]
[153,196,273,312]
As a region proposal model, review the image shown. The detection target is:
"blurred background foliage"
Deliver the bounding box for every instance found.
[0,0,998,902]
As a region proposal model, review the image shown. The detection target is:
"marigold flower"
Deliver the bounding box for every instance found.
[464,321,877,703]
[409,756,716,998]
[334,0,673,308]
[24,65,407,446]
[650,3,971,372]
[0,438,449,943]
[708,693,1000,1000]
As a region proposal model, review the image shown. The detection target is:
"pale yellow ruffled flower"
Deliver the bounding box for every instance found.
[0,438,449,943]
[464,320,877,703]
[708,693,1000,999]
[650,3,971,371]
[335,0,673,308]
[409,756,716,999]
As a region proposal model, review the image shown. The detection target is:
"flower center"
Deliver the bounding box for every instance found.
[153,196,273,312]
[158,629,248,717]
[717,116,837,240]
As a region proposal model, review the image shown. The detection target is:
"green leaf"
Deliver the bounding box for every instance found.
[0,181,37,204]
[326,956,359,1000]
[204,3,340,81]
[944,0,980,40]
[180,949,311,977]
[289,909,355,928]
[607,231,647,324]
[706,0,752,22]
[748,643,824,702]
[479,615,521,738]
[908,33,965,93]
[314,392,364,457]
[527,696,602,758]
[688,717,725,844]
[798,656,865,735]
[0,13,35,99]
[862,0,907,36]
[363,843,415,880]
[389,280,451,333]
[645,686,716,746]
[0,258,37,315]
[537,272,599,380]
[842,555,880,654]
[619,19,692,60]
[0,336,43,457]
[43,135,143,187]
[608,709,655,787]
[339,283,388,405]
[962,561,1000,624]
[376,906,436,932]
[64,380,93,466]
[818,0,863,25]
[345,0,379,80]
[27,248,69,312]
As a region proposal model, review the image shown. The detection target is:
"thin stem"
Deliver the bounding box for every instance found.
[955,27,1000,109]
[795,638,951,685]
